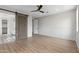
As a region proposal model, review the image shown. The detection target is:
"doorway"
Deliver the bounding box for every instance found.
[32,19,39,35]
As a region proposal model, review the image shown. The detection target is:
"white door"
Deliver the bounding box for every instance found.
[33,19,38,34]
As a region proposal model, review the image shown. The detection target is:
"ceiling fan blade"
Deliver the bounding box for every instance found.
[40,11,44,13]
[37,5,43,11]
[31,5,43,12]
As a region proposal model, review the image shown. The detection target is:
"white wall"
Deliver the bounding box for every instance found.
[7,17,15,35]
[38,9,76,40]
[33,19,38,34]
[76,7,79,48]
[27,15,32,37]
[0,14,15,36]
[0,19,2,35]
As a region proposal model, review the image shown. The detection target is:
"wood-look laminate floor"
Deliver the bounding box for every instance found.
[0,35,78,53]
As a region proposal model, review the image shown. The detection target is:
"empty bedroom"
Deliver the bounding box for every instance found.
[0,5,79,53]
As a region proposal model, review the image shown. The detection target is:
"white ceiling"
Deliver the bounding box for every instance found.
[0,10,15,19]
[0,5,76,18]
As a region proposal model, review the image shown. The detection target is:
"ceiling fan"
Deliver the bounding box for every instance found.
[31,5,45,13]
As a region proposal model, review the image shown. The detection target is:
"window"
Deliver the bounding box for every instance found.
[2,20,7,34]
